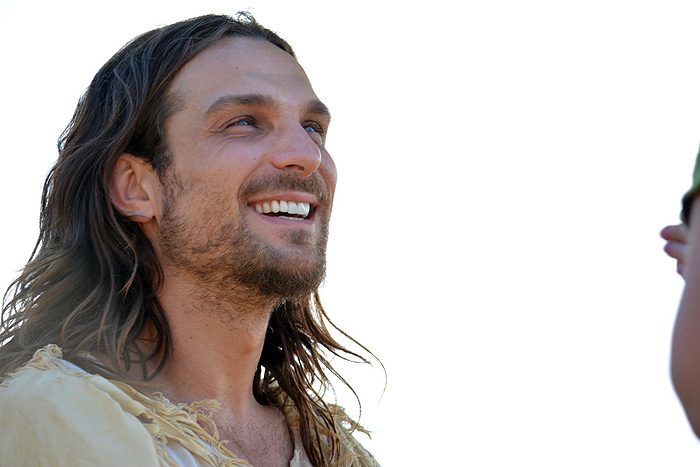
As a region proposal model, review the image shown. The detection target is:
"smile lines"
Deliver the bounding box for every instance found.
[253,200,312,220]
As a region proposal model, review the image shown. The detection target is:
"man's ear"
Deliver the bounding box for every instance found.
[109,154,160,223]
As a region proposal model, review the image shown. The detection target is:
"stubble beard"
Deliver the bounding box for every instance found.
[158,171,330,304]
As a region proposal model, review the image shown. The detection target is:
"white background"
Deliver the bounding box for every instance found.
[1,0,699,465]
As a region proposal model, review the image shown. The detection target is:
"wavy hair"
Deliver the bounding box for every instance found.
[0,13,374,466]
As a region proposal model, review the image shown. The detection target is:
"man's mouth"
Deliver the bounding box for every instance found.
[252,200,312,221]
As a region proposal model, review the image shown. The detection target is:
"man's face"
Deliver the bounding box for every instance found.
[154,37,337,300]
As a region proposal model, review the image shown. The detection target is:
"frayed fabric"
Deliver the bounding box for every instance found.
[0,345,379,467]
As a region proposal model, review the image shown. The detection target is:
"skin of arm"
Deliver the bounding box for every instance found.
[669,200,700,438]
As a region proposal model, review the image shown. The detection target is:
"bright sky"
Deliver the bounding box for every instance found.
[1,0,700,465]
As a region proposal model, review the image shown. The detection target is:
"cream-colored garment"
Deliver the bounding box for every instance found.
[0,345,378,467]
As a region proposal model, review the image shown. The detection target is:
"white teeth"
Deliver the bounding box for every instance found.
[252,201,312,219]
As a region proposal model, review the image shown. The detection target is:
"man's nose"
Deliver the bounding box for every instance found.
[267,123,323,177]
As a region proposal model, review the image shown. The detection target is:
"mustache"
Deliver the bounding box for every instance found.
[241,173,330,204]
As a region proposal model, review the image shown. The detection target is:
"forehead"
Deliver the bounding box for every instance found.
[169,37,317,108]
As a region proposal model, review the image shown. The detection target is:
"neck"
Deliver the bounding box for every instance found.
[146,267,280,414]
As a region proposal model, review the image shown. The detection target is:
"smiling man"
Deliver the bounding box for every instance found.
[0,14,378,467]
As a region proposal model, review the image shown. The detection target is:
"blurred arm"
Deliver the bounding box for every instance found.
[672,200,700,438]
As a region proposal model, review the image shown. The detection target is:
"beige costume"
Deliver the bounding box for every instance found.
[0,345,377,466]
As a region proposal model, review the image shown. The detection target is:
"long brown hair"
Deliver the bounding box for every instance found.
[0,13,375,466]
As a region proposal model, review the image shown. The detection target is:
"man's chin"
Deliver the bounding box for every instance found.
[247,262,326,300]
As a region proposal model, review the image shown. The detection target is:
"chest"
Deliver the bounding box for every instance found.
[214,409,295,467]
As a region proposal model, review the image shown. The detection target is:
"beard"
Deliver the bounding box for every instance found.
[158,170,331,301]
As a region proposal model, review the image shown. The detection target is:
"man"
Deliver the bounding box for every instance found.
[0,13,378,466]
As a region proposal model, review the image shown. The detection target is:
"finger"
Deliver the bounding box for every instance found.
[664,240,687,261]
[663,241,686,277]
[661,223,689,243]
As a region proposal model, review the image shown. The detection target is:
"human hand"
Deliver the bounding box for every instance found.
[661,223,690,277]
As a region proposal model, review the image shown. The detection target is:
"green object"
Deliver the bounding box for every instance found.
[682,148,700,224]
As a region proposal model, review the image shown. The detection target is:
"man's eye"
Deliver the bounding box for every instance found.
[224,117,255,128]
[303,122,325,135]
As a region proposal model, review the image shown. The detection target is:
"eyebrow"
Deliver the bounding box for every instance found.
[204,93,331,120]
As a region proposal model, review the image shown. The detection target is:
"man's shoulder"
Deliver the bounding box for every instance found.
[0,344,160,466]
[2,344,85,388]
[281,399,380,466]
[0,344,133,412]
[0,345,252,466]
